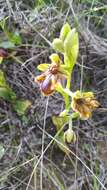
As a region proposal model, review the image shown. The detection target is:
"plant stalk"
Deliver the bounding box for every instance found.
[65,73,71,110]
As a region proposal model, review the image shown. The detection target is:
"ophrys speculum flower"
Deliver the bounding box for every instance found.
[35,53,68,96]
[71,90,100,119]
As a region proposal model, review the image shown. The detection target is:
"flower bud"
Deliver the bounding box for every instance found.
[64,28,78,65]
[60,23,71,42]
[52,38,64,53]
[64,129,76,143]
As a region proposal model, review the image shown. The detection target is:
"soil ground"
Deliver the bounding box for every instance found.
[0,0,107,190]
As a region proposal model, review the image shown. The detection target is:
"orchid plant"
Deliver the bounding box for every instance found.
[35,23,99,153]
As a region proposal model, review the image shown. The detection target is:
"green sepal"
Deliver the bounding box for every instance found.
[52,115,69,131]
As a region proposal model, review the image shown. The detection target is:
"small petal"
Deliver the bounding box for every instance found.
[35,74,46,83]
[49,53,60,64]
[83,92,94,98]
[37,64,50,71]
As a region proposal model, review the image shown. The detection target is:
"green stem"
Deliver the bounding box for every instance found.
[66,74,71,89]
[64,63,75,110]
[65,73,71,110]
[69,116,73,130]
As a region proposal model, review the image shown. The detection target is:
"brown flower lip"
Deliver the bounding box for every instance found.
[35,56,65,96]
[40,74,54,95]
[35,66,61,96]
[71,91,100,119]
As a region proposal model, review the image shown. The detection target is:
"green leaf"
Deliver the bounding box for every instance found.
[0,70,7,87]
[0,17,22,46]
[0,145,5,159]
[13,100,31,116]
[0,41,15,49]
[0,87,16,102]
[0,70,16,102]
[52,38,64,53]
[60,23,71,42]
[52,115,69,131]
[64,28,79,67]
[8,31,22,45]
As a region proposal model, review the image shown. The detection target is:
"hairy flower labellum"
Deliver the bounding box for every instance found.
[35,54,67,96]
[71,91,100,119]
